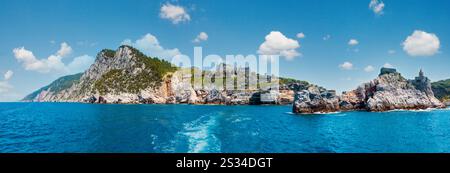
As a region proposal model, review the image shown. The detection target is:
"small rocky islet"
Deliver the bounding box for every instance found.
[293,68,446,113]
[23,45,449,114]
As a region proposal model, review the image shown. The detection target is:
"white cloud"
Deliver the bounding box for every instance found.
[323,34,331,41]
[369,0,385,15]
[0,81,12,94]
[339,61,354,70]
[13,47,64,73]
[388,50,396,54]
[0,70,14,94]
[121,33,181,59]
[402,30,440,57]
[67,55,95,74]
[364,65,375,72]
[121,39,133,46]
[258,31,301,60]
[56,42,72,57]
[383,63,394,68]
[348,39,359,46]
[296,32,305,39]
[13,42,94,74]
[4,70,13,80]
[77,40,98,47]
[193,32,208,43]
[160,3,191,24]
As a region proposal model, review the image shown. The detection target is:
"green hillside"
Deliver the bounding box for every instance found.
[432,79,450,102]
[22,73,83,101]
[92,46,178,95]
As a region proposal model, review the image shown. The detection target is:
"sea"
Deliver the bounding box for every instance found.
[1,102,450,153]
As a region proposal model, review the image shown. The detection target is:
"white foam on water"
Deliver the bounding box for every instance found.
[385,108,438,113]
[231,117,251,123]
[150,134,158,145]
[160,140,176,153]
[329,113,347,117]
[180,115,221,153]
[251,131,259,136]
[286,111,343,115]
[313,111,342,115]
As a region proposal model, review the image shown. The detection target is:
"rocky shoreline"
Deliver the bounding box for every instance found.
[293,68,446,114]
[22,46,307,106]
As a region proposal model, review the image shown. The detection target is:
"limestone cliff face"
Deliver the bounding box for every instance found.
[293,68,446,114]
[23,45,178,103]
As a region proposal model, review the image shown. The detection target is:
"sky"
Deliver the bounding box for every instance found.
[0,0,449,101]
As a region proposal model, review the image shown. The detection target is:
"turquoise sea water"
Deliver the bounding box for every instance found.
[1,102,450,153]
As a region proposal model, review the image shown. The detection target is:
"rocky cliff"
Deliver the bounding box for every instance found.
[23,45,177,103]
[23,45,308,105]
[293,68,446,114]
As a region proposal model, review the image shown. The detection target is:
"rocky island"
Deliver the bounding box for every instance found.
[293,68,446,114]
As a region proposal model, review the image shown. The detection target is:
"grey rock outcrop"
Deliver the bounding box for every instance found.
[293,68,446,114]
[292,86,340,113]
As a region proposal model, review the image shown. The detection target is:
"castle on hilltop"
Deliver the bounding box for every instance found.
[411,69,433,95]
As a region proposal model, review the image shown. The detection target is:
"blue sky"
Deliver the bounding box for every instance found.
[1,0,449,101]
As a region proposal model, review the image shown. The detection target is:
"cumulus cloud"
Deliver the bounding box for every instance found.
[258,31,301,60]
[402,30,440,57]
[14,47,65,73]
[296,32,305,39]
[121,33,181,60]
[13,42,94,74]
[383,63,394,68]
[364,65,375,72]
[348,39,359,46]
[0,70,14,94]
[0,81,12,94]
[339,61,354,70]
[76,40,98,47]
[323,34,331,41]
[57,42,72,57]
[4,70,13,80]
[160,3,191,24]
[67,55,95,74]
[369,0,385,15]
[193,32,208,43]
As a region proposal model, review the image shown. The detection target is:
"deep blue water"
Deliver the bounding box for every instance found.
[1,103,450,153]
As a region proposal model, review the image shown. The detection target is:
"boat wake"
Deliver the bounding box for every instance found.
[179,115,221,153]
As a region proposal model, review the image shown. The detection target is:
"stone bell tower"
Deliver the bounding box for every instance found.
[419,69,424,78]
[412,68,433,95]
